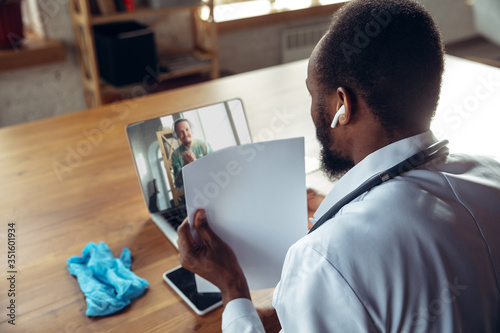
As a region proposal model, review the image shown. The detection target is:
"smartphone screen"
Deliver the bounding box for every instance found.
[164,266,222,314]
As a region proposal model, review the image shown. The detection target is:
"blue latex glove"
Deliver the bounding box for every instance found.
[67,242,149,316]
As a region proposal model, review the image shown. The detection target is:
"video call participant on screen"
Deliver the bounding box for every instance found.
[176,0,500,332]
[172,118,213,189]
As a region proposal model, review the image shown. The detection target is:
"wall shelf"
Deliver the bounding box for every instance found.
[69,0,219,108]
[90,4,203,24]
[0,38,65,72]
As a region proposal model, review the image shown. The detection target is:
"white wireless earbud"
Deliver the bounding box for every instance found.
[331,105,346,128]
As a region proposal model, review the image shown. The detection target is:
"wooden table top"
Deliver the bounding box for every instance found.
[0,60,315,333]
[1,56,499,332]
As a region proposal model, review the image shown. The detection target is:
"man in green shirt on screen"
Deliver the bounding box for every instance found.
[171,118,213,189]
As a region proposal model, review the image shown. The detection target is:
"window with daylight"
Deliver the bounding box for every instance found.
[214,0,346,22]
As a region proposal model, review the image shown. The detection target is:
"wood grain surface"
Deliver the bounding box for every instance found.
[0,60,313,332]
[2,55,497,332]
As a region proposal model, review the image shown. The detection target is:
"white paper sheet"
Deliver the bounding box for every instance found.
[182,137,308,292]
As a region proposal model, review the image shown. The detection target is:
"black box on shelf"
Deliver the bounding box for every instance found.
[93,21,158,87]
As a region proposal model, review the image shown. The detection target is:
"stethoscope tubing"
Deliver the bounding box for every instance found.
[308,140,449,234]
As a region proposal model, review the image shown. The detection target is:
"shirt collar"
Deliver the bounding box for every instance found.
[311,130,439,223]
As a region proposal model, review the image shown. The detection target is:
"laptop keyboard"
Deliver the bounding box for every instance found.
[161,204,188,230]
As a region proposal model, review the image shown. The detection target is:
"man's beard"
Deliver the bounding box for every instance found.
[315,107,354,180]
[182,137,193,148]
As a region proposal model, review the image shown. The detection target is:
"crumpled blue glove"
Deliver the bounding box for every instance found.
[67,241,149,316]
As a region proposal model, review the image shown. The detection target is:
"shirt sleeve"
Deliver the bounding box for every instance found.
[222,298,266,333]
[198,140,213,155]
[171,150,181,177]
[171,150,183,187]
[272,242,378,333]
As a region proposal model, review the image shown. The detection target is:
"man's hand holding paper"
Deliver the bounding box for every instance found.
[179,138,307,295]
[177,209,251,305]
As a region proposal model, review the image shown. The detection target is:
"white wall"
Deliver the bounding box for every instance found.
[218,0,477,75]
[417,0,476,43]
[472,0,500,46]
[219,16,330,74]
[0,0,479,127]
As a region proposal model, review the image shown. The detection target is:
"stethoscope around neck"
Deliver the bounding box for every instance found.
[308,139,450,234]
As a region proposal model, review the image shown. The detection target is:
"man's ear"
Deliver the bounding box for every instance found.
[336,87,353,126]
[330,105,345,128]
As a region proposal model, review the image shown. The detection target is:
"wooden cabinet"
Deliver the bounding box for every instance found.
[69,0,219,108]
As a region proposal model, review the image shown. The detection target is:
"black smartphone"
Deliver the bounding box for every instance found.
[163,266,223,315]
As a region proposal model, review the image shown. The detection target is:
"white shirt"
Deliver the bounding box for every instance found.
[222,131,500,332]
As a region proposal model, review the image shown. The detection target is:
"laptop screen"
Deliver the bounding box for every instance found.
[126,99,252,213]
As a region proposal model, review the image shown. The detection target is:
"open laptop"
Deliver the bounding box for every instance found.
[126,98,252,249]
